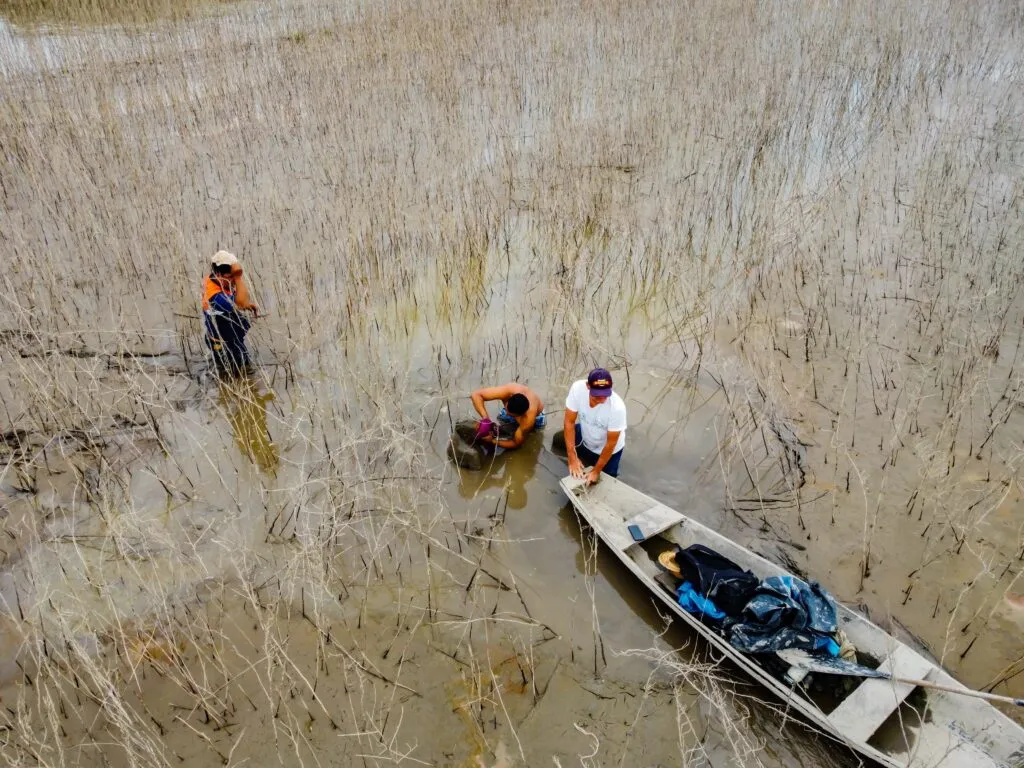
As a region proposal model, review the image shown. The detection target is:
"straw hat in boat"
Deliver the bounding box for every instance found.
[658,549,682,577]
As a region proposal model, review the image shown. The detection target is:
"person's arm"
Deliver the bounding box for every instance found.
[470,385,514,420]
[586,430,621,484]
[233,273,260,316]
[492,426,524,450]
[490,411,535,450]
[564,409,584,478]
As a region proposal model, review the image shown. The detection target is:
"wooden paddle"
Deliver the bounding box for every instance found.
[777,649,1024,707]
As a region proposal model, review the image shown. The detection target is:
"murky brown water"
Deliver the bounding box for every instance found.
[0,0,1022,765]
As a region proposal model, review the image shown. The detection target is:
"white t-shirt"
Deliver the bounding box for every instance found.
[565,380,627,454]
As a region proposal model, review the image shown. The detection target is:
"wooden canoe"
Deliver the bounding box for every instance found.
[559,473,1024,768]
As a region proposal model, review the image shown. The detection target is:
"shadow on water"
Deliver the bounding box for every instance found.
[456,429,544,510]
[0,0,236,28]
[217,376,279,476]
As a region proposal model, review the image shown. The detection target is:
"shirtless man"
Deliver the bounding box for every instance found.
[469,383,546,450]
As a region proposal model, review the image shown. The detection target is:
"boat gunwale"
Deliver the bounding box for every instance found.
[559,474,1024,768]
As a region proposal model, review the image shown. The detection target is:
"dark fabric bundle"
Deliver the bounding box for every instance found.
[669,545,843,658]
[727,575,840,656]
[673,544,761,616]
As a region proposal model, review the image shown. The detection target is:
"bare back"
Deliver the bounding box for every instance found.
[502,383,544,421]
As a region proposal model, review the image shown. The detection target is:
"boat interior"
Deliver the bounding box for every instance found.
[561,475,1021,767]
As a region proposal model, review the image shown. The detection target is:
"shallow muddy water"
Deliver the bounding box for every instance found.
[0,0,1022,765]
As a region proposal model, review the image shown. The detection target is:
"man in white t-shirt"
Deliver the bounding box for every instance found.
[563,367,627,483]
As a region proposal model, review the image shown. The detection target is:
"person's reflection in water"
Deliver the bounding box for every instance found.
[218,377,279,476]
[457,430,543,510]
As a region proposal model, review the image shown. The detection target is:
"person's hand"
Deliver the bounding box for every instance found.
[248,305,260,318]
[585,468,601,485]
[568,455,585,478]
[475,418,495,441]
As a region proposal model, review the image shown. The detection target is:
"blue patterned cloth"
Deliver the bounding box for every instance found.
[498,408,546,428]
[727,575,841,656]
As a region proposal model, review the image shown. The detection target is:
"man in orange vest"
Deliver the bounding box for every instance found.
[202,251,258,376]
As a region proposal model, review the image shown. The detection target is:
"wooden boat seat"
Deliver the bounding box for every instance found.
[578,497,686,552]
[625,503,686,540]
[585,500,641,551]
[826,645,933,743]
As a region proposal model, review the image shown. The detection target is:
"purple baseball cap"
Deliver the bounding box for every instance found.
[587,368,613,397]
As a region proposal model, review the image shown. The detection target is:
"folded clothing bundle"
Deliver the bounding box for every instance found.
[663,544,843,658]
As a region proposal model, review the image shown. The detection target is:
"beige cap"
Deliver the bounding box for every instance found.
[212,250,239,267]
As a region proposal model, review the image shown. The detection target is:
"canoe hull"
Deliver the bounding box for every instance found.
[559,474,1024,768]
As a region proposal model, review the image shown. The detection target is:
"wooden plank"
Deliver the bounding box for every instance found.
[594,518,636,552]
[625,503,686,541]
[562,477,643,552]
[573,497,636,552]
[827,645,934,744]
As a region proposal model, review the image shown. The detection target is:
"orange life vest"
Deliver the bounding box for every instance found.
[202,273,255,312]
[202,275,234,311]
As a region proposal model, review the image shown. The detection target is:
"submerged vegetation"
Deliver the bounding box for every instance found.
[0,0,1022,764]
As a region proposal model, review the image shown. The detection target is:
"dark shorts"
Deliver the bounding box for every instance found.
[573,424,623,477]
[498,408,546,428]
